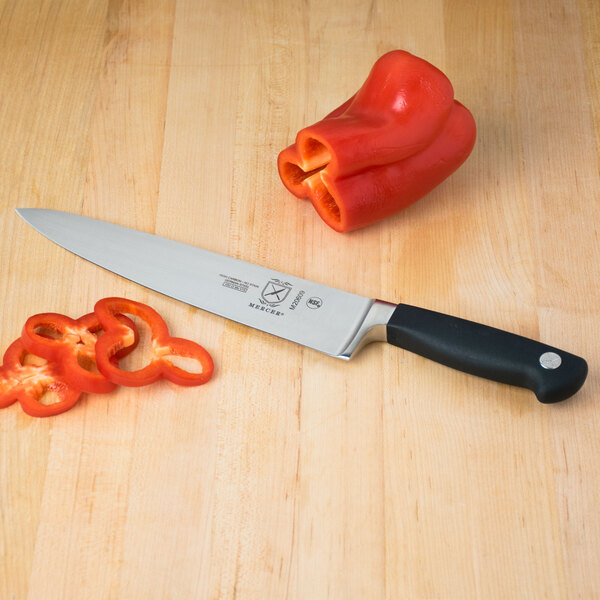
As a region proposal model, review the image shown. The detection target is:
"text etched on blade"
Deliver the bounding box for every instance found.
[219,274,259,294]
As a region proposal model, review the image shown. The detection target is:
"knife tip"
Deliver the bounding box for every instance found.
[16,207,41,220]
[15,207,44,226]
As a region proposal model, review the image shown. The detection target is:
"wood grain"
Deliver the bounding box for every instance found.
[1,0,599,598]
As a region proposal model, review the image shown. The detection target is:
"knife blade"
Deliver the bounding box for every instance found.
[16,208,587,403]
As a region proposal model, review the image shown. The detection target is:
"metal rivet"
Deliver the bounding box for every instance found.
[539,351,562,370]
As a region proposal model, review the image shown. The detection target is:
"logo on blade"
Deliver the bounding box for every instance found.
[306,296,323,309]
[260,279,292,306]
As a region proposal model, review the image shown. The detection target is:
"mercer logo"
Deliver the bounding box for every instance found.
[259,279,292,306]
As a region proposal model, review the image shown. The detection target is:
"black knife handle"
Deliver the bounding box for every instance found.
[386,304,587,403]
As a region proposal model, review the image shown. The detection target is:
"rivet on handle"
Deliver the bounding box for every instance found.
[539,351,562,370]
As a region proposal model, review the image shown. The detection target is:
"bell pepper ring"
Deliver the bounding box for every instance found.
[0,338,82,418]
[21,311,140,394]
[93,297,214,388]
[277,50,477,232]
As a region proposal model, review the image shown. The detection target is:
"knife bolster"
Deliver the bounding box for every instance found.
[337,300,396,359]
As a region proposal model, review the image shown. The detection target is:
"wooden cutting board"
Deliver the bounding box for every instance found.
[1,0,598,598]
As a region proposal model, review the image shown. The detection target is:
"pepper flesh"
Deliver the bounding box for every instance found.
[93,297,214,387]
[21,312,139,394]
[1,299,214,418]
[0,339,82,417]
[277,50,477,232]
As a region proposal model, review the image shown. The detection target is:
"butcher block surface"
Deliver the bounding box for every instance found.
[1,1,599,598]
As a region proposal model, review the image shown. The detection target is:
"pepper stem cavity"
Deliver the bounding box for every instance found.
[281,137,342,226]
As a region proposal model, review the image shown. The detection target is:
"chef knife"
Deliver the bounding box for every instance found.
[16,208,587,403]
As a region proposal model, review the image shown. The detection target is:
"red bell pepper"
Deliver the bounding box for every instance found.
[93,297,214,387]
[1,298,214,418]
[0,338,82,417]
[277,50,476,232]
[21,311,139,394]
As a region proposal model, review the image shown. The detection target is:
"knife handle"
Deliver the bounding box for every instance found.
[386,304,587,403]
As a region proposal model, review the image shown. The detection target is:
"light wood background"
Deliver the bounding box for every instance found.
[1,0,599,598]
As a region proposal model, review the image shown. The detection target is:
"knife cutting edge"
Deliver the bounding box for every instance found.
[16,208,587,403]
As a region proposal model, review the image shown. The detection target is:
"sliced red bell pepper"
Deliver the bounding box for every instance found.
[277,50,477,232]
[93,297,214,387]
[21,311,139,394]
[1,298,214,418]
[0,338,82,417]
